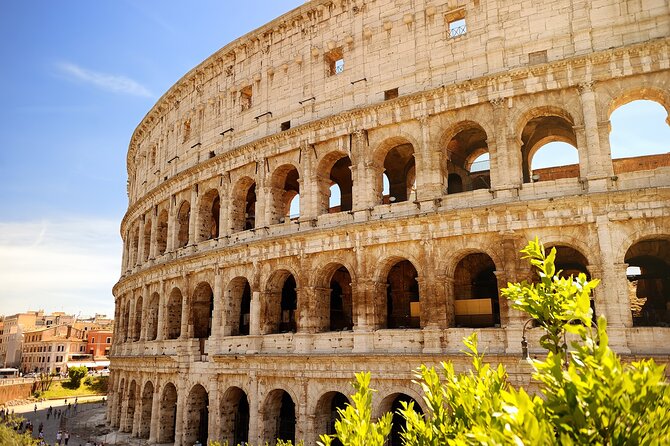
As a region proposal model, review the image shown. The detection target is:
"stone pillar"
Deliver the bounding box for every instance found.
[208,383,220,445]
[249,290,262,336]
[299,142,319,221]
[174,387,185,446]
[415,116,442,201]
[443,276,456,328]
[248,371,260,445]
[490,98,522,196]
[140,285,149,341]
[137,215,146,266]
[180,274,191,339]
[586,263,605,320]
[350,130,376,212]
[211,269,224,344]
[149,207,158,260]
[148,384,161,443]
[156,280,166,341]
[188,185,198,245]
[579,82,613,181]
[167,195,177,252]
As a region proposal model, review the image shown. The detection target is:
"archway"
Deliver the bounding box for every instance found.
[197,189,220,242]
[177,200,191,248]
[220,387,249,446]
[315,391,349,446]
[122,380,137,433]
[520,111,578,183]
[138,381,154,439]
[270,164,300,224]
[263,390,296,445]
[191,282,214,339]
[379,393,423,446]
[231,177,256,232]
[625,238,670,327]
[142,217,151,262]
[547,245,595,317]
[122,300,131,342]
[227,277,252,336]
[386,260,420,329]
[184,384,209,446]
[146,292,160,341]
[382,143,415,203]
[318,153,353,214]
[156,209,169,255]
[158,383,178,443]
[452,253,500,327]
[443,123,491,194]
[329,267,353,331]
[166,287,183,340]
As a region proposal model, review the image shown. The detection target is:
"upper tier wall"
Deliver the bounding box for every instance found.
[125,0,669,203]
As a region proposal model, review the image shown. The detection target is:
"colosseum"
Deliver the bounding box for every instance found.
[108,0,670,444]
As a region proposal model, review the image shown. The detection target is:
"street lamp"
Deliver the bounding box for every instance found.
[521,318,535,360]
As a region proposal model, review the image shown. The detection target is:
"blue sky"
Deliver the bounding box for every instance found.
[0,1,667,318]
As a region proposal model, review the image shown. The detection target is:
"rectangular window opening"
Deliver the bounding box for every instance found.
[448,18,467,38]
[325,48,345,76]
[384,88,399,101]
[240,85,253,111]
[281,121,291,131]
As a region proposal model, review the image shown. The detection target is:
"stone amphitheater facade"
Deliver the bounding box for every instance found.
[108,0,670,444]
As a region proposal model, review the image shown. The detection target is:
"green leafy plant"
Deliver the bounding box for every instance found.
[66,365,88,389]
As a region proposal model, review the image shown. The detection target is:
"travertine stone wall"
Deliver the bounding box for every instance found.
[110,0,670,444]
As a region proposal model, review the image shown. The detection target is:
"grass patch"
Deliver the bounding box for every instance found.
[35,376,107,400]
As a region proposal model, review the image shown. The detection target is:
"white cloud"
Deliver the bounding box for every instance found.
[0,218,121,317]
[56,62,153,98]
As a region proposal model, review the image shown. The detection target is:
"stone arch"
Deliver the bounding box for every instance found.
[269,163,301,224]
[262,389,296,445]
[439,120,491,194]
[166,287,183,340]
[142,216,151,262]
[122,380,137,433]
[138,380,154,439]
[314,261,355,332]
[220,386,250,446]
[606,86,670,120]
[451,250,501,328]
[225,276,252,336]
[377,391,424,446]
[624,237,670,327]
[314,391,349,444]
[262,268,300,334]
[158,382,178,443]
[197,188,221,242]
[316,150,353,214]
[132,295,143,342]
[176,200,191,248]
[372,136,417,204]
[191,281,214,339]
[156,208,169,256]
[146,291,160,341]
[230,176,257,232]
[515,106,579,183]
[184,383,209,446]
[375,256,421,329]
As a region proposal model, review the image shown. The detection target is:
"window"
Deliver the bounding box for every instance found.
[384,88,399,101]
[91,337,95,344]
[325,48,345,76]
[106,337,111,344]
[240,86,253,111]
[446,9,467,38]
[281,121,291,131]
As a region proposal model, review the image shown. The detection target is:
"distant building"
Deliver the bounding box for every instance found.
[0,311,42,368]
[86,329,113,360]
[21,325,88,374]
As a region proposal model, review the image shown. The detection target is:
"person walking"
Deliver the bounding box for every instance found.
[56,429,62,445]
[34,404,37,413]
[64,430,70,445]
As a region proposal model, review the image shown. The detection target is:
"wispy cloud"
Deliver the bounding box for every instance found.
[56,62,153,98]
[0,218,121,317]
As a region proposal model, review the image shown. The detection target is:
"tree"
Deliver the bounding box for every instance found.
[67,365,88,388]
[323,238,670,446]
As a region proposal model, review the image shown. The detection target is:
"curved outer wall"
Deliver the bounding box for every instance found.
[110,0,670,444]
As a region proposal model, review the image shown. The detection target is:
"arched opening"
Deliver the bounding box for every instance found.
[270,164,300,224]
[547,245,595,316]
[166,288,183,340]
[133,296,143,342]
[142,218,151,262]
[315,392,349,446]
[122,380,137,433]
[520,112,578,183]
[444,124,491,194]
[177,200,191,248]
[192,282,214,339]
[227,277,252,336]
[625,238,670,327]
[158,383,178,443]
[263,390,296,445]
[146,292,160,341]
[382,143,415,204]
[385,260,420,329]
[231,177,257,232]
[609,99,670,173]
[138,381,154,439]
[184,384,209,446]
[280,275,297,333]
[197,189,220,242]
[263,271,299,335]
[318,153,353,214]
[156,209,168,256]
[379,393,423,446]
[329,267,353,331]
[529,141,580,181]
[220,387,249,446]
[453,253,500,327]
[129,224,140,267]
[122,301,131,342]
[114,378,125,428]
